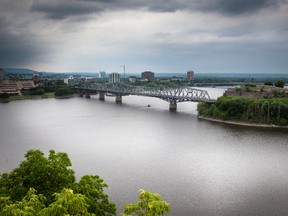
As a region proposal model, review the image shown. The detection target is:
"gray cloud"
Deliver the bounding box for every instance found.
[31,0,287,19]
[30,0,288,20]
[30,0,103,19]
[214,0,287,15]
[0,33,45,68]
[1,0,287,73]
[0,14,51,68]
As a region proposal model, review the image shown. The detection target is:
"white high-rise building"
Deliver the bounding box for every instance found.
[109,72,120,83]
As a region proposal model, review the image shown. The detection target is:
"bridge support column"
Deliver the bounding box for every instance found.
[79,91,84,97]
[169,103,177,111]
[116,95,122,103]
[85,91,91,98]
[99,92,105,100]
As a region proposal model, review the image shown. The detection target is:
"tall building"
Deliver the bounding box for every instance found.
[187,70,194,81]
[109,72,120,83]
[141,71,154,81]
[64,76,76,86]
[99,71,106,79]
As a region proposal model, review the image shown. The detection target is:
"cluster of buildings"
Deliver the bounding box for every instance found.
[0,80,36,95]
[106,71,155,83]
[0,67,195,95]
[108,70,194,83]
[0,68,38,95]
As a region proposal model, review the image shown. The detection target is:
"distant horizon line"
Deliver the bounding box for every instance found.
[2,67,288,74]
[2,67,288,79]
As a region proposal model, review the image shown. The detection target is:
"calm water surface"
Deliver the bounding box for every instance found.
[0,87,287,216]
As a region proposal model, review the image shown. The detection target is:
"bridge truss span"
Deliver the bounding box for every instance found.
[75,83,215,110]
[133,87,212,104]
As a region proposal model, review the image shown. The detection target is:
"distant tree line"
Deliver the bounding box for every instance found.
[0,93,9,99]
[198,96,288,126]
[21,80,74,97]
[264,80,285,88]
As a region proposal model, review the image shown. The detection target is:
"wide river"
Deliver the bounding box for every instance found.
[0,87,287,216]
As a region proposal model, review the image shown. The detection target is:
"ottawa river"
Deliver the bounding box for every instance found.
[0,87,288,216]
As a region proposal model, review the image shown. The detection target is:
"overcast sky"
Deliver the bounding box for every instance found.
[0,0,287,74]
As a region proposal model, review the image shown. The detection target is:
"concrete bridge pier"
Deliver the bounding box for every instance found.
[99,92,105,100]
[169,103,177,111]
[85,91,91,98]
[116,95,122,103]
[79,91,84,97]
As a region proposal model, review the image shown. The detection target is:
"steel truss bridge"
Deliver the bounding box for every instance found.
[75,83,215,110]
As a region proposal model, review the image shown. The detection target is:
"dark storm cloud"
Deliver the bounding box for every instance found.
[30,0,287,20]
[0,18,48,68]
[213,0,288,15]
[30,0,103,19]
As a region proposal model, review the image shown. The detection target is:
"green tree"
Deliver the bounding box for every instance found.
[1,188,46,216]
[123,189,170,216]
[74,175,116,216]
[0,93,9,99]
[264,81,273,86]
[1,188,94,216]
[197,96,288,126]
[275,80,285,88]
[0,149,116,215]
[0,150,75,203]
[42,188,93,216]
[55,87,74,96]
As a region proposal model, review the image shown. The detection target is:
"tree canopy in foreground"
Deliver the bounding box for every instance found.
[0,149,116,215]
[0,149,170,215]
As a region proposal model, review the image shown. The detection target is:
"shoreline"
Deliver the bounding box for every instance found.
[198,116,288,129]
[0,94,75,102]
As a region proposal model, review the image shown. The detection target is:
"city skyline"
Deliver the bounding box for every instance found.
[0,0,287,74]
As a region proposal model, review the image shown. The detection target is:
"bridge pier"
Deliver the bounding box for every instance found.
[116,95,122,103]
[85,91,91,98]
[169,103,177,111]
[99,92,105,100]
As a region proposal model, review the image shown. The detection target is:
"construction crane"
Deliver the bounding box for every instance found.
[120,65,126,79]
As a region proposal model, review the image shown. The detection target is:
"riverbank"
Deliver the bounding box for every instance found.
[198,115,288,129]
[0,93,75,102]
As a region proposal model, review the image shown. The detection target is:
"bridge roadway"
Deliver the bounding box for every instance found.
[75,83,215,110]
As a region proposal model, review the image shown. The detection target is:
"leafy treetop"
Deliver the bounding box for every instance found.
[123,189,170,216]
[0,149,116,215]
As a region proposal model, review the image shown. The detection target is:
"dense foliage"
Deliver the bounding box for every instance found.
[264,81,273,86]
[123,189,170,216]
[198,97,288,126]
[0,150,116,215]
[54,87,74,96]
[275,80,285,88]
[128,80,191,89]
[44,80,67,92]
[0,150,170,215]
[22,87,45,96]
[0,93,9,99]
[0,150,75,202]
